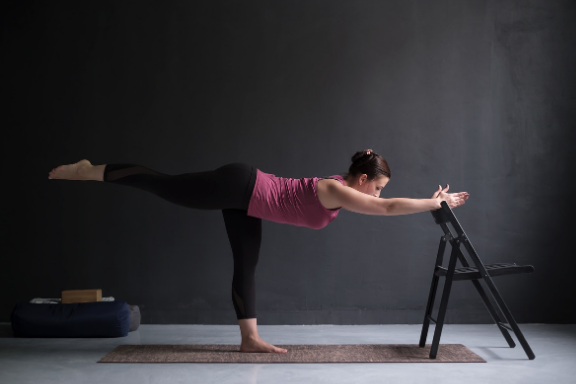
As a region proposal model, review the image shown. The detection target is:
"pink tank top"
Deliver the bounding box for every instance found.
[247,169,345,230]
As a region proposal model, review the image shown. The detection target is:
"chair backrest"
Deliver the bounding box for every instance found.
[432,201,474,241]
[431,201,485,271]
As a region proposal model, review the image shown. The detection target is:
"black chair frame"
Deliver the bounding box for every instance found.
[419,201,536,360]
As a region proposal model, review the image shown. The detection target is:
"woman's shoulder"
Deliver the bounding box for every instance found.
[316,177,345,210]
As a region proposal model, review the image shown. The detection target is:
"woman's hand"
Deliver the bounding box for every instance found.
[431,184,469,210]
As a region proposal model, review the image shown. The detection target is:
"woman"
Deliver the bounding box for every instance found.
[48,149,469,354]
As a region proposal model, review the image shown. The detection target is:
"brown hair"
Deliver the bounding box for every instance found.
[342,149,391,182]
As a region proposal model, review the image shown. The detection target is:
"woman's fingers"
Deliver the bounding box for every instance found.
[455,195,468,207]
[445,192,470,208]
[433,188,470,208]
[431,185,442,199]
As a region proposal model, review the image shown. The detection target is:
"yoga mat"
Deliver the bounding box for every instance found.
[98,344,486,363]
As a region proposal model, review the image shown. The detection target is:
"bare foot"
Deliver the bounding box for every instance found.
[48,159,92,180]
[240,336,287,353]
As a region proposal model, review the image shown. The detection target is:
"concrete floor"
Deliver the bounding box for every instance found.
[0,323,574,384]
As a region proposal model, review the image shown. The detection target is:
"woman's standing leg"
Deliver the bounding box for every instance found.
[222,208,287,353]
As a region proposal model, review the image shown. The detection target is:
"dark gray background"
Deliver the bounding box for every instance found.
[2,0,574,324]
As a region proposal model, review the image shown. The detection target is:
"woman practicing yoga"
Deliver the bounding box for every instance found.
[47,149,469,354]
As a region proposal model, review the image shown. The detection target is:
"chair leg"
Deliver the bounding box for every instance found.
[470,278,516,348]
[418,236,446,348]
[454,249,516,348]
[460,241,536,360]
[419,275,440,347]
[477,272,536,360]
[419,236,447,347]
[430,241,461,359]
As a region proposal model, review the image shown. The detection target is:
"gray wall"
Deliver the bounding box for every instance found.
[2,0,575,324]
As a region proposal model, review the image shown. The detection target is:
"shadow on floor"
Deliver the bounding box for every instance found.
[475,346,533,361]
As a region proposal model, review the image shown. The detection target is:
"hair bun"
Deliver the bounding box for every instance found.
[351,149,374,163]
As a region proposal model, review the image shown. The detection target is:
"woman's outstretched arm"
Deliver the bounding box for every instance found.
[328,183,469,216]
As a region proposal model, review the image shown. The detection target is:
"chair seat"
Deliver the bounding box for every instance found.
[434,263,534,281]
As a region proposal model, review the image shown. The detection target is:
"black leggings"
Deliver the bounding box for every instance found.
[104,162,260,320]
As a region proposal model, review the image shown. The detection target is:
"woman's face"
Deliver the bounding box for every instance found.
[350,174,390,197]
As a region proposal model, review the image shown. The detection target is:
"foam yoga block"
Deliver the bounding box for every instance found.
[11,300,130,338]
[61,289,102,303]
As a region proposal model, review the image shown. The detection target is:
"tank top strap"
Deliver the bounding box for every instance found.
[318,175,344,184]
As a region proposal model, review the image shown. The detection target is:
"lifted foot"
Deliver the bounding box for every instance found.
[48,159,93,180]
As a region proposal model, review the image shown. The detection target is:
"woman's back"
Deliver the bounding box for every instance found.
[247,169,345,230]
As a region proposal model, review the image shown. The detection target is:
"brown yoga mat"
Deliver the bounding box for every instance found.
[98,344,486,363]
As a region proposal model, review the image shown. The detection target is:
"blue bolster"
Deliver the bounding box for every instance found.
[11,300,130,338]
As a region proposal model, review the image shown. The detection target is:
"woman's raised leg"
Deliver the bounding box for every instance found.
[49,160,254,211]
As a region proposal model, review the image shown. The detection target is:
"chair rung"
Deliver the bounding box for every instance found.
[434,263,534,281]
[427,315,436,324]
[497,322,513,331]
